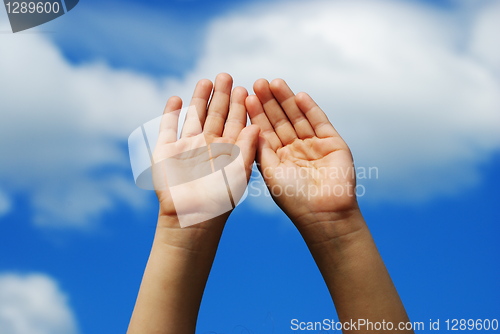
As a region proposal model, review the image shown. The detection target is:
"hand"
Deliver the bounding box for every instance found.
[245,81,412,332]
[246,79,359,230]
[128,74,260,334]
[153,73,259,230]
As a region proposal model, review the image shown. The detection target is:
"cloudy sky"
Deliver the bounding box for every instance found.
[0,0,499,333]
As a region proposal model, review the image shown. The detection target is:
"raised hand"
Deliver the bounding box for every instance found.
[130,75,412,334]
[152,73,259,229]
[128,74,259,334]
[246,78,359,230]
[247,79,412,332]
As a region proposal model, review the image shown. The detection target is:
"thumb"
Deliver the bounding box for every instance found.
[235,124,260,179]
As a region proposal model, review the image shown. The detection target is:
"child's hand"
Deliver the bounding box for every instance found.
[129,75,260,334]
[130,76,412,334]
[246,79,359,231]
[153,73,259,230]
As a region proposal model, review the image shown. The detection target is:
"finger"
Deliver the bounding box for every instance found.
[295,92,339,138]
[235,124,260,180]
[158,96,182,144]
[181,79,213,138]
[246,94,282,152]
[254,78,297,146]
[222,86,248,141]
[204,73,233,137]
[269,79,315,139]
[256,134,280,177]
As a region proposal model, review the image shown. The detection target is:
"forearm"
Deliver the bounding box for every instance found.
[297,209,412,334]
[127,216,225,334]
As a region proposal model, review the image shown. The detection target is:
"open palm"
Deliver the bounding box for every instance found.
[246,79,358,229]
[152,74,259,228]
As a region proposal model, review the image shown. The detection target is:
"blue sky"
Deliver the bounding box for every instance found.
[0,0,499,333]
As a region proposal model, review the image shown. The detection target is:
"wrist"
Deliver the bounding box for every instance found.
[294,208,368,249]
[154,213,228,254]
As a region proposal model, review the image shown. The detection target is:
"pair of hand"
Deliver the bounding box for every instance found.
[129,74,413,334]
[153,73,359,233]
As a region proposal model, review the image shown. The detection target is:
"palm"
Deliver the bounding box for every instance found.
[154,135,234,218]
[266,136,356,220]
[247,79,358,227]
[152,74,258,229]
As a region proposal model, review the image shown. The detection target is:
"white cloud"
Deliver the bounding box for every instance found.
[0,10,165,228]
[469,0,500,72]
[167,0,500,204]
[0,273,78,334]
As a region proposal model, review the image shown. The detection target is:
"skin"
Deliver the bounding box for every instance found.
[127,74,413,334]
[247,78,413,333]
[127,73,259,334]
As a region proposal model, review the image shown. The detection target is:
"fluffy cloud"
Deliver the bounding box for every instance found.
[469,0,500,72]
[0,273,78,334]
[0,10,165,228]
[169,0,500,204]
